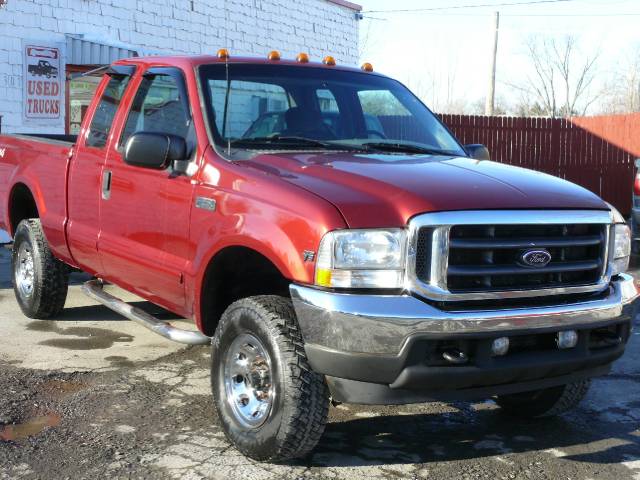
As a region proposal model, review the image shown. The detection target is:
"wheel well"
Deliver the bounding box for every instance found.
[9,184,38,234]
[200,246,291,336]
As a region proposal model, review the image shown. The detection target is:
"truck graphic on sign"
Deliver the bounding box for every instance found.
[28,60,58,78]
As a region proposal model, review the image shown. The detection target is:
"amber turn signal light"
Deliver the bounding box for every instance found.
[267,50,281,61]
[323,55,336,66]
[296,52,310,63]
[361,62,373,72]
[217,48,230,60]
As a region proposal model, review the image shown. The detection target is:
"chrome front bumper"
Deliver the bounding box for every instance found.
[290,273,639,356]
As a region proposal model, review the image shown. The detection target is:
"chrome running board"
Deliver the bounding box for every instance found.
[81,279,211,345]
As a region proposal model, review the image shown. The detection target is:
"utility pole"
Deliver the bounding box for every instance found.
[485,11,499,116]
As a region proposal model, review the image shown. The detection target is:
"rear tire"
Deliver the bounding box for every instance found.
[211,295,329,462]
[11,219,68,319]
[495,380,590,418]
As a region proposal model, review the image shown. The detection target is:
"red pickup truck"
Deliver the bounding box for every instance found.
[0,53,637,462]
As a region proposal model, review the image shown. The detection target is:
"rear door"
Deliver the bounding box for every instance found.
[98,67,196,312]
[66,67,135,275]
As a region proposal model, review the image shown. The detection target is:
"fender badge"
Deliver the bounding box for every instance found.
[303,250,315,262]
[195,197,216,212]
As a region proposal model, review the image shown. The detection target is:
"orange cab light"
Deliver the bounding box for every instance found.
[361,62,374,72]
[268,50,281,61]
[323,55,336,66]
[296,52,310,63]
[217,48,230,60]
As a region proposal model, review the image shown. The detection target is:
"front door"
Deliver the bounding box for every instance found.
[67,71,133,275]
[98,68,195,312]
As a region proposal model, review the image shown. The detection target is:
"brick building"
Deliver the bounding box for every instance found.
[0,0,361,135]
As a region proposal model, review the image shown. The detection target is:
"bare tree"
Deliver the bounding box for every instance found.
[358,17,386,63]
[599,47,640,113]
[471,96,508,116]
[508,35,599,117]
[404,72,435,106]
[404,64,469,114]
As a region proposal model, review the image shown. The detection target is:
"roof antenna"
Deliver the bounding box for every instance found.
[221,54,231,156]
[223,0,231,156]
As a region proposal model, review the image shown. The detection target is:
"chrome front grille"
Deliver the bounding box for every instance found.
[445,223,606,292]
[407,210,613,301]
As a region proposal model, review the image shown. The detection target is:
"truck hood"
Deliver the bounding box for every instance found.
[241,152,609,228]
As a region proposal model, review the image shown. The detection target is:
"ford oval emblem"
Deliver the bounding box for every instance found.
[520,249,552,268]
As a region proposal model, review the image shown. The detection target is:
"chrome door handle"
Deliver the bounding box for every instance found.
[101,170,112,200]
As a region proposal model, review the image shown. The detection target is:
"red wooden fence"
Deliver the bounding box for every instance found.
[438,114,639,216]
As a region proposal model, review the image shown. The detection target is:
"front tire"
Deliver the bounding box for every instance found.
[11,219,69,319]
[211,295,329,462]
[495,380,590,418]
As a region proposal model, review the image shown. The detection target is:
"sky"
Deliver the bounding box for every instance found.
[355,0,640,114]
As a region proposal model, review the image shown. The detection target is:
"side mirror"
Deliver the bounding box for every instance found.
[124,132,187,169]
[464,144,490,161]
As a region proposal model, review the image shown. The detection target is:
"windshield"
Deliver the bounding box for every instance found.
[198,63,465,156]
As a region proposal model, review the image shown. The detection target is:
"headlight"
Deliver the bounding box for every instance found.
[611,223,631,275]
[609,204,630,276]
[315,229,406,289]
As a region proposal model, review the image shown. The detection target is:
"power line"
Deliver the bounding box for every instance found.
[362,0,581,14]
[363,12,640,17]
[501,12,640,15]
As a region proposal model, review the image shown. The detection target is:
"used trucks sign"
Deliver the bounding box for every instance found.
[23,43,64,122]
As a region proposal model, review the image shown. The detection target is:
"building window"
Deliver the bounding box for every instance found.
[66,65,104,135]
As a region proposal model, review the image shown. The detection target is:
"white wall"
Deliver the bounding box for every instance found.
[0,0,360,133]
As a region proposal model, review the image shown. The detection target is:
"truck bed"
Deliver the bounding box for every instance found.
[0,133,76,258]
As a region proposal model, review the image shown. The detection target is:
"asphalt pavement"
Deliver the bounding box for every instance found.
[1,244,640,480]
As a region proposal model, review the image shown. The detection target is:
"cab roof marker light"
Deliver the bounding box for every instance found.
[217,48,230,60]
[361,62,374,72]
[296,52,310,63]
[267,50,281,61]
[323,56,336,66]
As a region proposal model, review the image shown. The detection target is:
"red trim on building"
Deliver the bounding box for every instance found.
[326,0,362,11]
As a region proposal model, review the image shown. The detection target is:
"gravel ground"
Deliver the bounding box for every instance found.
[1,245,640,479]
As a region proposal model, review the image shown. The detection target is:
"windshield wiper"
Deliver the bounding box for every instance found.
[360,142,455,156]
[230,136,366,151]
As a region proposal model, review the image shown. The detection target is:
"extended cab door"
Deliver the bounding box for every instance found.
[66,67,135,275]
[98,67,196,312]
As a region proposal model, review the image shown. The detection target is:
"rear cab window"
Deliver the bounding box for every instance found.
[207,79,290,139]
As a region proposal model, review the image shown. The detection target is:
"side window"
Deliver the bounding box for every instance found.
[120,72,189,147]
[85,75,130,148]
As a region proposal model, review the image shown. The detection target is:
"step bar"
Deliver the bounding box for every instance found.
[81,279,211,345]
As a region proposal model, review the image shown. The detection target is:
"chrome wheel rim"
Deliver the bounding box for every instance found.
[223,333,274,428]
[15,243,35,299]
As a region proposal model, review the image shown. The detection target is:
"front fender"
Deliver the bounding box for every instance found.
[187,163,347,327]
